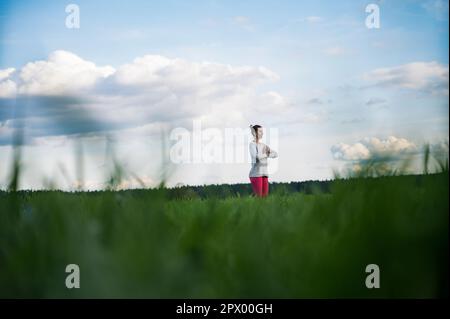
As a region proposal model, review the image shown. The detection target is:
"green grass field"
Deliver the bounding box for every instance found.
[0,147,448,298]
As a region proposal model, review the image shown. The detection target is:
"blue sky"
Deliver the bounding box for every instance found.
[0,0,448,190]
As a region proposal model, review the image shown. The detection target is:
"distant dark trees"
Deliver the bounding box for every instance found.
[166,179,333,200]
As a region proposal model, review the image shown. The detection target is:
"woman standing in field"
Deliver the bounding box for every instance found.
[249,124,278,197]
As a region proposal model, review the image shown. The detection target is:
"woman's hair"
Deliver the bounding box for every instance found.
[249,124,262,137]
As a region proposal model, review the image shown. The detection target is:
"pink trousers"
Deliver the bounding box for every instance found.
[249,176,269,197]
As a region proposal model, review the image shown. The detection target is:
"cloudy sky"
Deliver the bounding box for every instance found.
[0,0,448,190]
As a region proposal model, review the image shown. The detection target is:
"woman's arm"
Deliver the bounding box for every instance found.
[249,143,268,162]
[268,149,278,158]
[265,145,278,158]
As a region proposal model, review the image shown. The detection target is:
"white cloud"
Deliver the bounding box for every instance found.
[107,54,281,129]
[331,142,371,161]
[258,91,288,111]
[114,54,278,88]
[0,68,15,81]
[363,61,449,96]
[17,50,115,95]
[0,79,17,98]
[0,68,17,98]
[364,136,417,154]
[331,136,417,161]
[0,50,284,144]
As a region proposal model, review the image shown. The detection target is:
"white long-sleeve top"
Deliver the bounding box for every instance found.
[249,141,278,177]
